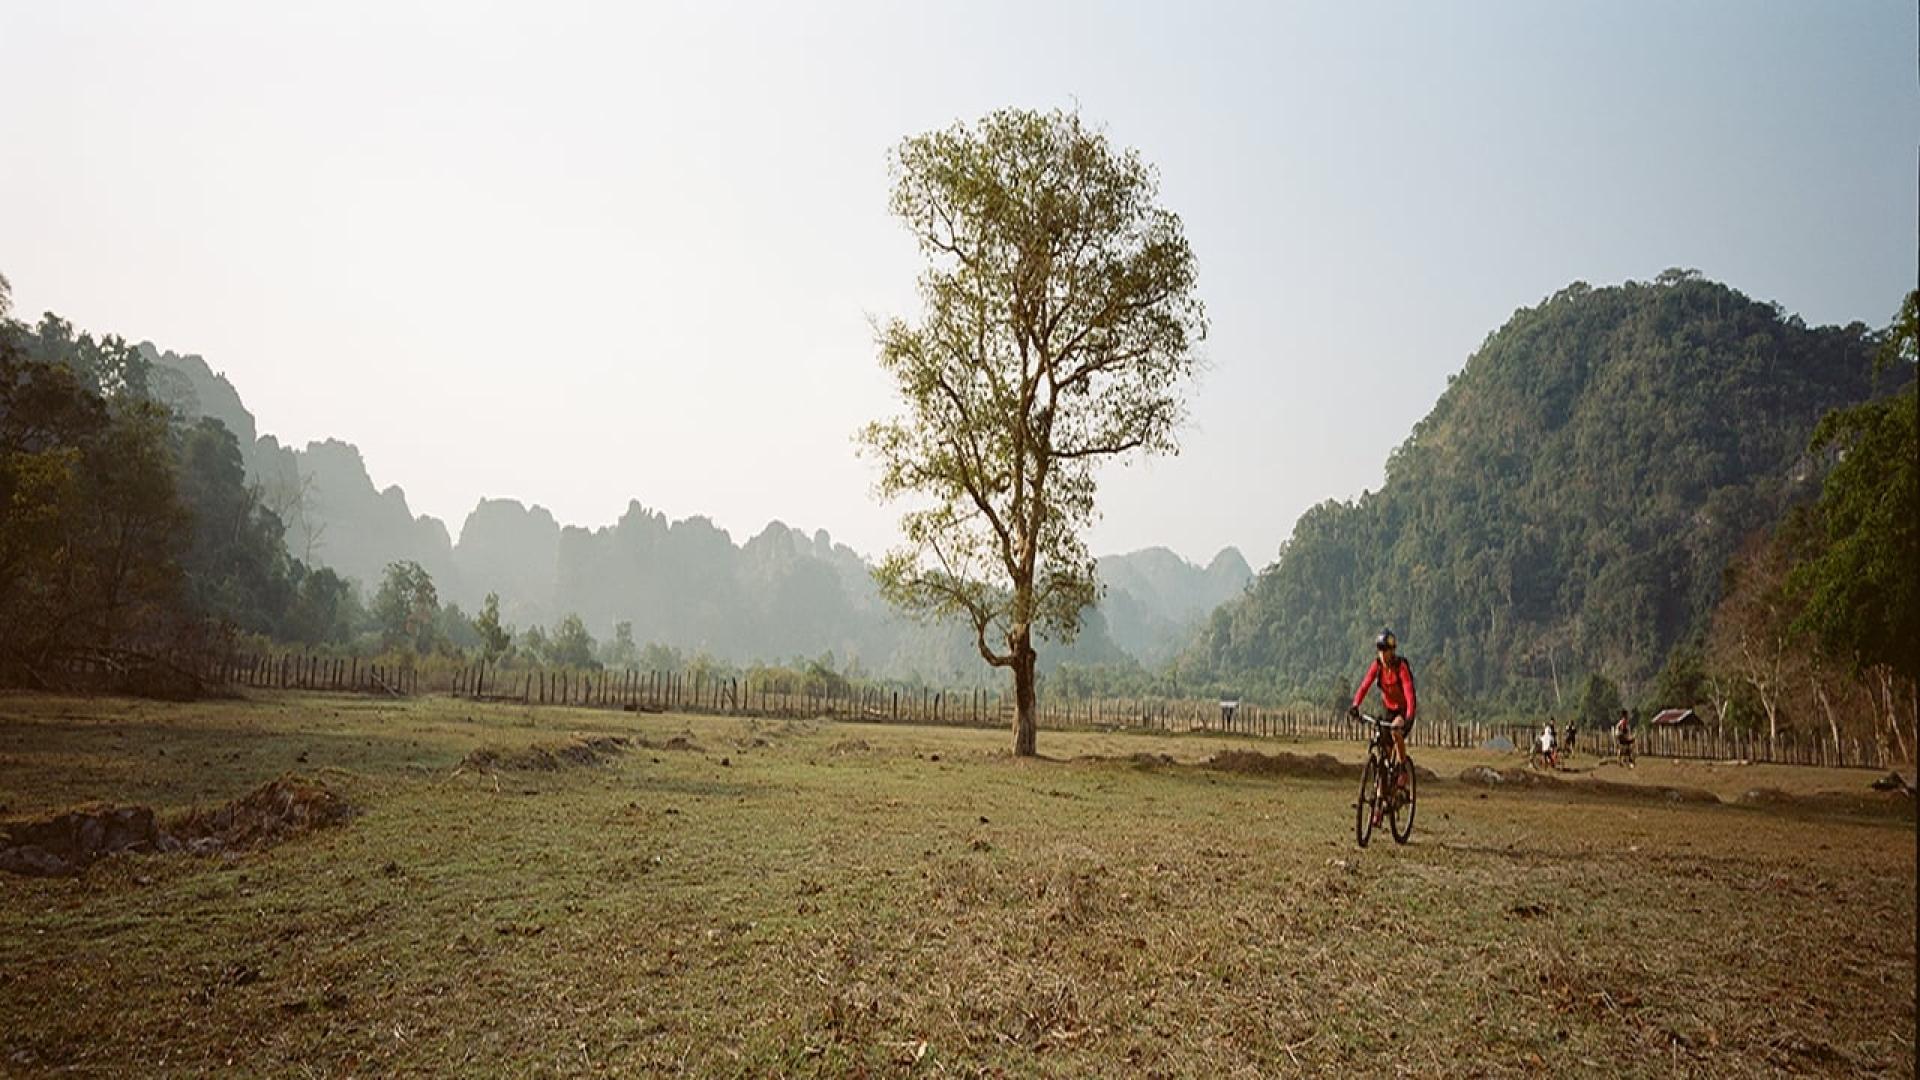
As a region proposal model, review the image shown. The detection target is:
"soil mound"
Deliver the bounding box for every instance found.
[1203,748,1442,782]
[1870,771,1913,794]
[828,738,873,755]
[1737,787,1919,819]
[171,775,357,849]
[1205,749,1350,779]
[1585,778,1718,804]
[461,735,633,772]
[1,805,165,876]
[1,775,355,877]
[1457,766,1716,804]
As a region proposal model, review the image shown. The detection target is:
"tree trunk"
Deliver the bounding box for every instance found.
[1012,631,1038,757]
[1814,679,1841,761]
[1705,675,1733,730]
[1547,646,1562,709]
[1878,666,1911,764]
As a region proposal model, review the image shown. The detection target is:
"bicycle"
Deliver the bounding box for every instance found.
[1355,713,1416,847]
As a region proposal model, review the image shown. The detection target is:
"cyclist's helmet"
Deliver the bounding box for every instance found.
[1375,628,1397,651]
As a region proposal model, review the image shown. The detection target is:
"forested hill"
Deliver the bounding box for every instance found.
[1184,272,1887,711]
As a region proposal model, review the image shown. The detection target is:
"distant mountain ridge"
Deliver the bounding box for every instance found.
[1095,547,1252,664]
[146,346,459,590]
[148,344,1238,676]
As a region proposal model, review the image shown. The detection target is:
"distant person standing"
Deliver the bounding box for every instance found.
[1538,719,1558,768]
[1614,709,1635,766]
[1565,721,1578,758]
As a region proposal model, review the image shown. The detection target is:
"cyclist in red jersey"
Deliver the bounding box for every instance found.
[1349,629,1417,788]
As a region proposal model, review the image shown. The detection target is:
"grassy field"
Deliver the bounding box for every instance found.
[1,691,1913,1077]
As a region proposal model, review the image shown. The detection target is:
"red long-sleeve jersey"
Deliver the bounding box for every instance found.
[1352,657,1416,720]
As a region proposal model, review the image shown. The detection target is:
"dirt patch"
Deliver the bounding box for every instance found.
[1457,766,1717,804]
[653,734,705,753]
[1585,778,1718,804]
[1204,749,1438,783]
[1737,787,1918,819]
[462,735,634,772]
[1,775,355,877]
[828,738,873,755]
[1064,750,1168,770]
[1205,749,1349,779]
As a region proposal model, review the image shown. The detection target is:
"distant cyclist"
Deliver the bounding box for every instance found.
[1348,629,1416,790]
[1537,719,1559,769]
[1614,709,1635,766]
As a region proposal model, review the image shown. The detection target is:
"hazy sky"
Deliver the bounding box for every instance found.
[3,2,1913,567]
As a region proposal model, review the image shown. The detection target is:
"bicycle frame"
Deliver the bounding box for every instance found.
[1355,713,1415,847]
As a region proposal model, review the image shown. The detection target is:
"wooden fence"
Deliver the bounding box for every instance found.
[156,651,1907,771]
[1628,722,1897,770]
[446,662,1316,731]
[37,647,416,697]
[204,651,416,695]
[1192,704,1904,769]
[441,662,1906,770]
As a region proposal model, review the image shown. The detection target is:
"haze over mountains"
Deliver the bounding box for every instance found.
[104,269,1909,709]
[150,346,1248,681]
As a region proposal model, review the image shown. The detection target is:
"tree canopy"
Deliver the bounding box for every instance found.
[861,108,1205,754]
[1,286,287,668]
[1787,291,1918,684]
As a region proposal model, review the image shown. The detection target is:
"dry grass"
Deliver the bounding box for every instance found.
[0,690,1913,1077]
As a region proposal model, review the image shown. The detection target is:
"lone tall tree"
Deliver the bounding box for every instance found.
[862,109,1205,757]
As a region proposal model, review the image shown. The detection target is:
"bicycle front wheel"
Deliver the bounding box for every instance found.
[1389,758,1417,845]
[1356,753,1378,848]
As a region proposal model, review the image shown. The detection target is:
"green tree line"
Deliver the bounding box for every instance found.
[1,275,359,672]
[0,277,653,679]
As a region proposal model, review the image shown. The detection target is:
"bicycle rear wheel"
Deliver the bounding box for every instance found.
[1389,758,1417,845]
[1355,753,1378,848]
